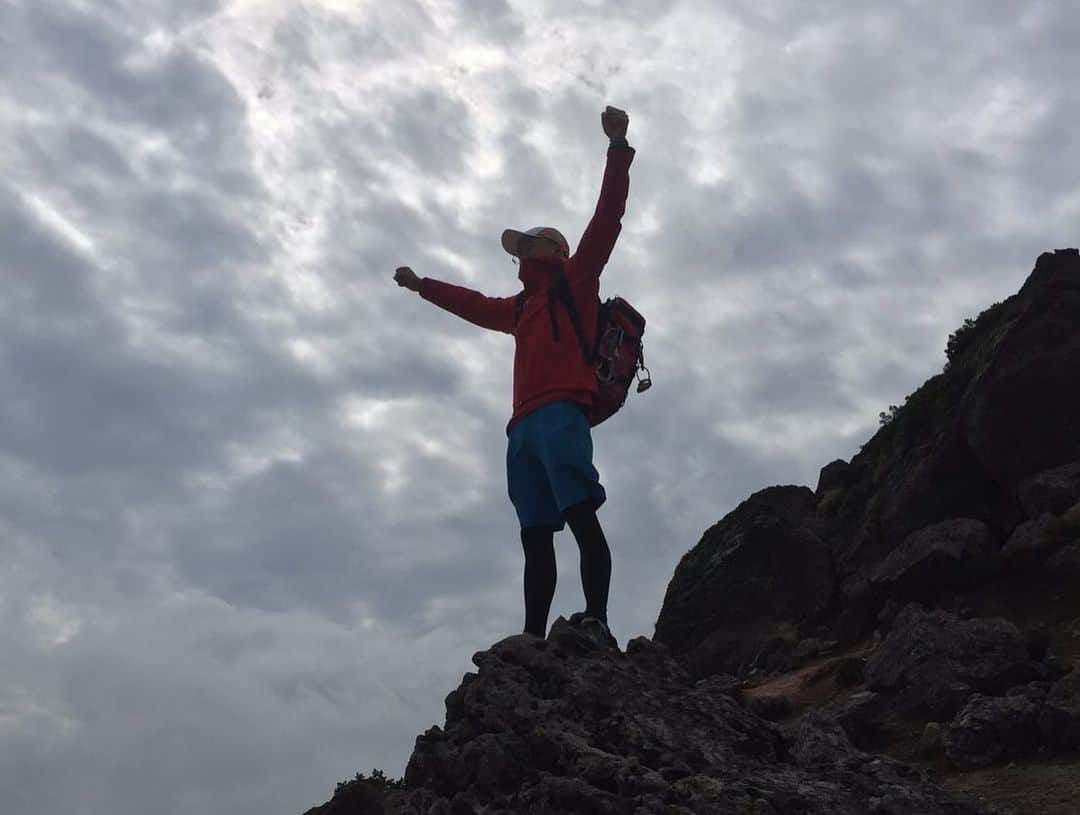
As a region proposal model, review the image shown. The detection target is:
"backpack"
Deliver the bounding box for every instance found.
[514,266,651,427]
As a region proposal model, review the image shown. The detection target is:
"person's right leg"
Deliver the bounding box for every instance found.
[563,500,611,623]
[520,525,556,637]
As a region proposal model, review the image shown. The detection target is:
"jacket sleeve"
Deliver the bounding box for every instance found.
[571,142,636,279]
[418,277,517,335]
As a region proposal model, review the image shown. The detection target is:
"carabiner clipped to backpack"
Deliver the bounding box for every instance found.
[635,359,652,393]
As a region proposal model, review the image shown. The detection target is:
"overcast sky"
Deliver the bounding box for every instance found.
[1,1,1077,813]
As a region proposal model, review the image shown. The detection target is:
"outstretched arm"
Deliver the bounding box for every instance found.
[395,266,516,335]
[572,106,636,278]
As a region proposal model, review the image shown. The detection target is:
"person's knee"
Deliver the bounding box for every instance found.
[521,525,555,552]
[562,500,598,529]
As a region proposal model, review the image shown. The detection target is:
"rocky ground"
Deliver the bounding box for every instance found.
[303,250,1080,813]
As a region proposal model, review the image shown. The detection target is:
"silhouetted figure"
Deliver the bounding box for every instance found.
[394,107,635,645]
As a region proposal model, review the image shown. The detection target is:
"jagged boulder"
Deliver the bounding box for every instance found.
[816,458,860,495]
[865,604,1046,719]
[942,694,1044,769]
[1038,670,1080,750]
[1001,513,1071,567]
[653,485,835,677]
[820,690,888,749]
[1016,460,1080,518]
[826,419,1014,585]
[869,518,999,599]
[964,253,1080,490]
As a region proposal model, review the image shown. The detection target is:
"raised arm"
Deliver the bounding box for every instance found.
[572,106,636,278]
[395,266,516,335]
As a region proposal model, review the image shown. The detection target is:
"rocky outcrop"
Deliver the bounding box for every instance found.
[823,248,1080,586]
[314,619,984,814]
[938,671,1080,769]
[942,694,1044,769]
[1016,461,1080,518]
[656,249,1080,662]
[864,604,1047,719]
[869,519,999,599]
[653,485,835,677]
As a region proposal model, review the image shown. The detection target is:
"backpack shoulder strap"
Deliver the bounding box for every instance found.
[550,266,595,364]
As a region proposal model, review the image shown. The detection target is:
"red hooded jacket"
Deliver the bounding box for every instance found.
[418,143,635,435]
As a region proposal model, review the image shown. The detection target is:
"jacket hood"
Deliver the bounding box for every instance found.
[518,255,566,294]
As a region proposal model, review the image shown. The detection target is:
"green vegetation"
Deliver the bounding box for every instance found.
[943,299,1007,372]
[878,404,900,426]
[336,768,406,793]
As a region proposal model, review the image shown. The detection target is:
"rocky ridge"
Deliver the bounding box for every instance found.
[306,249,1080,815]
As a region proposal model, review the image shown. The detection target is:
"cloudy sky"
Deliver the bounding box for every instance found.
[1,0,1077,812]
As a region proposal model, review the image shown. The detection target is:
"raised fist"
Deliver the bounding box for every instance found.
[601,106,629,140]
[394,266,421,292]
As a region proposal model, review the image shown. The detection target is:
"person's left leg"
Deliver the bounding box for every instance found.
[563,500,612,623]
[520,525,557,637]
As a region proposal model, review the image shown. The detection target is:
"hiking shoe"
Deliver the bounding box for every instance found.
[576,615,618,650]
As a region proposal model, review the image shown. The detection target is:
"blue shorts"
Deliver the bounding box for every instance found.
[507,400,607,531]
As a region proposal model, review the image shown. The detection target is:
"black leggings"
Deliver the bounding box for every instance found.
[520,500,611,637]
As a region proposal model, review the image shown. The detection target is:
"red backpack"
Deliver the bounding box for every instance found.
[514,267,651,427]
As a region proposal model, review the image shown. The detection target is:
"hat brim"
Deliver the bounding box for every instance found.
[502,228,568,258]
[501,229,530,257]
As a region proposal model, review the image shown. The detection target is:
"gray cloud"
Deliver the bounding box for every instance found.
[2,0,1078,813]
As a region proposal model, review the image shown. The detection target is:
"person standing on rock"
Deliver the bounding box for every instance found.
[393,106,635,646]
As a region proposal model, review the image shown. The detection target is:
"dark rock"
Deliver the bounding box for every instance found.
[746,694,793,721]
[836,576,885,642]
[777,710,984,814]
[693,673,742,700]
[788,710,862,767]
[390,629,984,814]
[1037,670,1080,750]
[1022,626,1052,662]
[654,485,836,677]
[822,690,887,748]
[1016,460,1080,518]
[793,636,826,661]
[831,656,866,687]
[824,251,1080,583]
[966,253,1080,489]
[1043,539,1080,582]
[877,597,901,628]
[765,636,841,674]
[870,518,999,598]
[865,604,1043,719]
[1005,680,1052,702]
[942,694,1043,769]
[301,777,387,815]
[1001,513,1071,567]
[830,424,1014,583]
[919,721,943,758]
[817,458,859,495]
